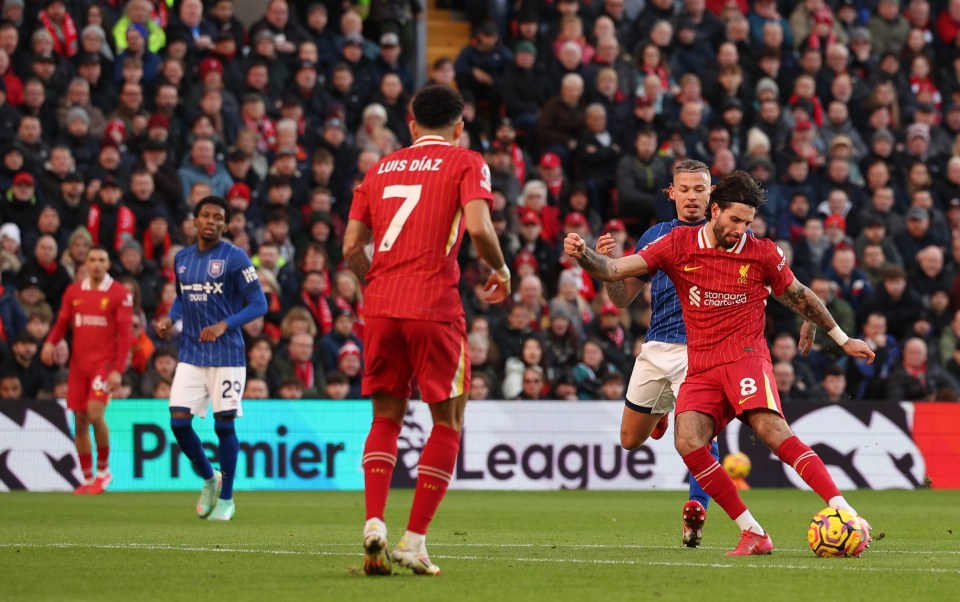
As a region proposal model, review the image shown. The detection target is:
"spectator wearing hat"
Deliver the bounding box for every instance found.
[671,17,713,79]
[50,172,86,233]
[75,52,117,116]
[7,331,56,398]
[86,178,135,260]
[338,32,379,102]
[319,302,363,375]
[516,205,560,294]
[454,20,513,111]
[587,298,633,375]
[1,171,42,234]
[113,22,160,85]
[207,0,247,56]
[372,32,414,95]
[896,206,945,273]
[113,236,161,315]
[500,41,551,148]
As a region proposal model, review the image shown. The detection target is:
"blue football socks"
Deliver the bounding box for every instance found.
[171,417,214,480]
[215,420,239,500]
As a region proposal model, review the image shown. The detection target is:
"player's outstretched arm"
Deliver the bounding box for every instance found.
[595,233,644,307]
[343,218,374,284]
[564,233,649,282]
[464,199,511,303]
[774,279,875,365]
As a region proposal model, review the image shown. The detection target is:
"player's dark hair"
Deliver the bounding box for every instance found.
[709,170,767,212]
[412,85,464,130]
[194,195,232,222]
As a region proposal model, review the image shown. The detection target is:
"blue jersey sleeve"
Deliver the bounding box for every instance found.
[223,250,267,330]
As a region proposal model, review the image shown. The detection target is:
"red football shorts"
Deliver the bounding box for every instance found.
[676,356,783,438]
[67,368,112,412]
[362,316,470,403]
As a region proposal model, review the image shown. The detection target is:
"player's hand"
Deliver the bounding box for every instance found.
[106,370,123,393]
[482,272,511,304]
[798,321,816,356]
[40,342,56,366]
[595,233,616,256]
[842,338,876,364]
[199,321,229,342]
[564,233,586,259]
[154,316,174,340]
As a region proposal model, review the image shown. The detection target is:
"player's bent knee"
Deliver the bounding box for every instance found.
[620,430,645,450]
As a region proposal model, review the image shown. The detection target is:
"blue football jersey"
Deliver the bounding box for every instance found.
[172,240,264,367]
[635,219,705,345]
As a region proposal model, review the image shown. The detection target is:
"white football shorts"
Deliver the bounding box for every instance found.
[625,341,688,414]
[169,363,246,418]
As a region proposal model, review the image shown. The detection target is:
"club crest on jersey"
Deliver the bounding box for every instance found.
[738,264,750,284]
[100,297,110,310]
[208,259,225,278]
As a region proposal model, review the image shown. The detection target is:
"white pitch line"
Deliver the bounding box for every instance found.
[1,543,958,575]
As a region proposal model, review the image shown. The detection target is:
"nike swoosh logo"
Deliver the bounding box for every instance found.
[683,265,703,272]
[738,394,756,405]
[73,300,82,306]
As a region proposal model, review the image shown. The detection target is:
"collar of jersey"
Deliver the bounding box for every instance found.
[81,274,113,291]
[412,135,450,147]
[697,225,747,254]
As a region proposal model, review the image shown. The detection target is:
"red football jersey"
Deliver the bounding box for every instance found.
[638,226,796,376]
[47,275,134,374]
[349,135,494,322]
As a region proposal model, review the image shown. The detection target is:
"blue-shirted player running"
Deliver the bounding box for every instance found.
[598,160,814,546]
[155,196,268,521]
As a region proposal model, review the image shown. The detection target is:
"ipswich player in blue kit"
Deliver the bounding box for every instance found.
[155,196,268,521]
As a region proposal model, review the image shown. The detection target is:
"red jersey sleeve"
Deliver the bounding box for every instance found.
[112,287,135,373]
[47,285,73,344]
[761,239,796,296]
[636,229,677,278]
[459,152,494,209]
[348,177,372,225]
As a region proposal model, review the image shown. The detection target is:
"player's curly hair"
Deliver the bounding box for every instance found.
[412,85,465,130]
[709,170,767,211]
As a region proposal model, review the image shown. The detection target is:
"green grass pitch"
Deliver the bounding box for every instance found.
[2,489,958,601]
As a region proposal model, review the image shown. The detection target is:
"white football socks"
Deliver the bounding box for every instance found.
[733,510,765,535]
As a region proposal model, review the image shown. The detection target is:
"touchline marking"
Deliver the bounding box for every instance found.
[1,543,957,574]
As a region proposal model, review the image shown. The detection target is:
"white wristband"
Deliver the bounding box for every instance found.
[495,264,511,282]
[828,326,849,346]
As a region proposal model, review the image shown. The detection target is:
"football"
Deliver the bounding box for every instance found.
[807,507,864,558]
[722,452,751,480]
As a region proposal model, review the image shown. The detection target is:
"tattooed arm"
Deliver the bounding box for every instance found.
[343,218,374,284]
[774,278,876,364]
[772,279,838,331]
[595,233,645,307]
[563,233,650,282]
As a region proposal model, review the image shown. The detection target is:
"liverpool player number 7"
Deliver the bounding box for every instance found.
[565,171,876,556]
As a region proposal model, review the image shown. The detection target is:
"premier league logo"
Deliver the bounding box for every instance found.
[207,259,225,278]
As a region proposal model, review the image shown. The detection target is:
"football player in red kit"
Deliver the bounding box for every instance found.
[344,85,511,576]
[42,246,133,494]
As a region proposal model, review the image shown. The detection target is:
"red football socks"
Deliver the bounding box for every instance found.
[407,424,461,535]
[777,435,841,503]
[97,446,110,473]
[362,416,402,521]
[682,445,747,520]
[79,453,93,482]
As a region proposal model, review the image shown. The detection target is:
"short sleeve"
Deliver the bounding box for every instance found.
[636,229,676,278]
[459,152,494,209]
[348,175,372,225]
[763,241,796,296]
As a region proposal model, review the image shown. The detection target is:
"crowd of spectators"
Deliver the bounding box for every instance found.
[2,0,960,405]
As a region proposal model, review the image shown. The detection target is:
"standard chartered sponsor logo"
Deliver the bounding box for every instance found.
[703,291,747,306]
[75,314,109,327]
[688,286,747,307]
